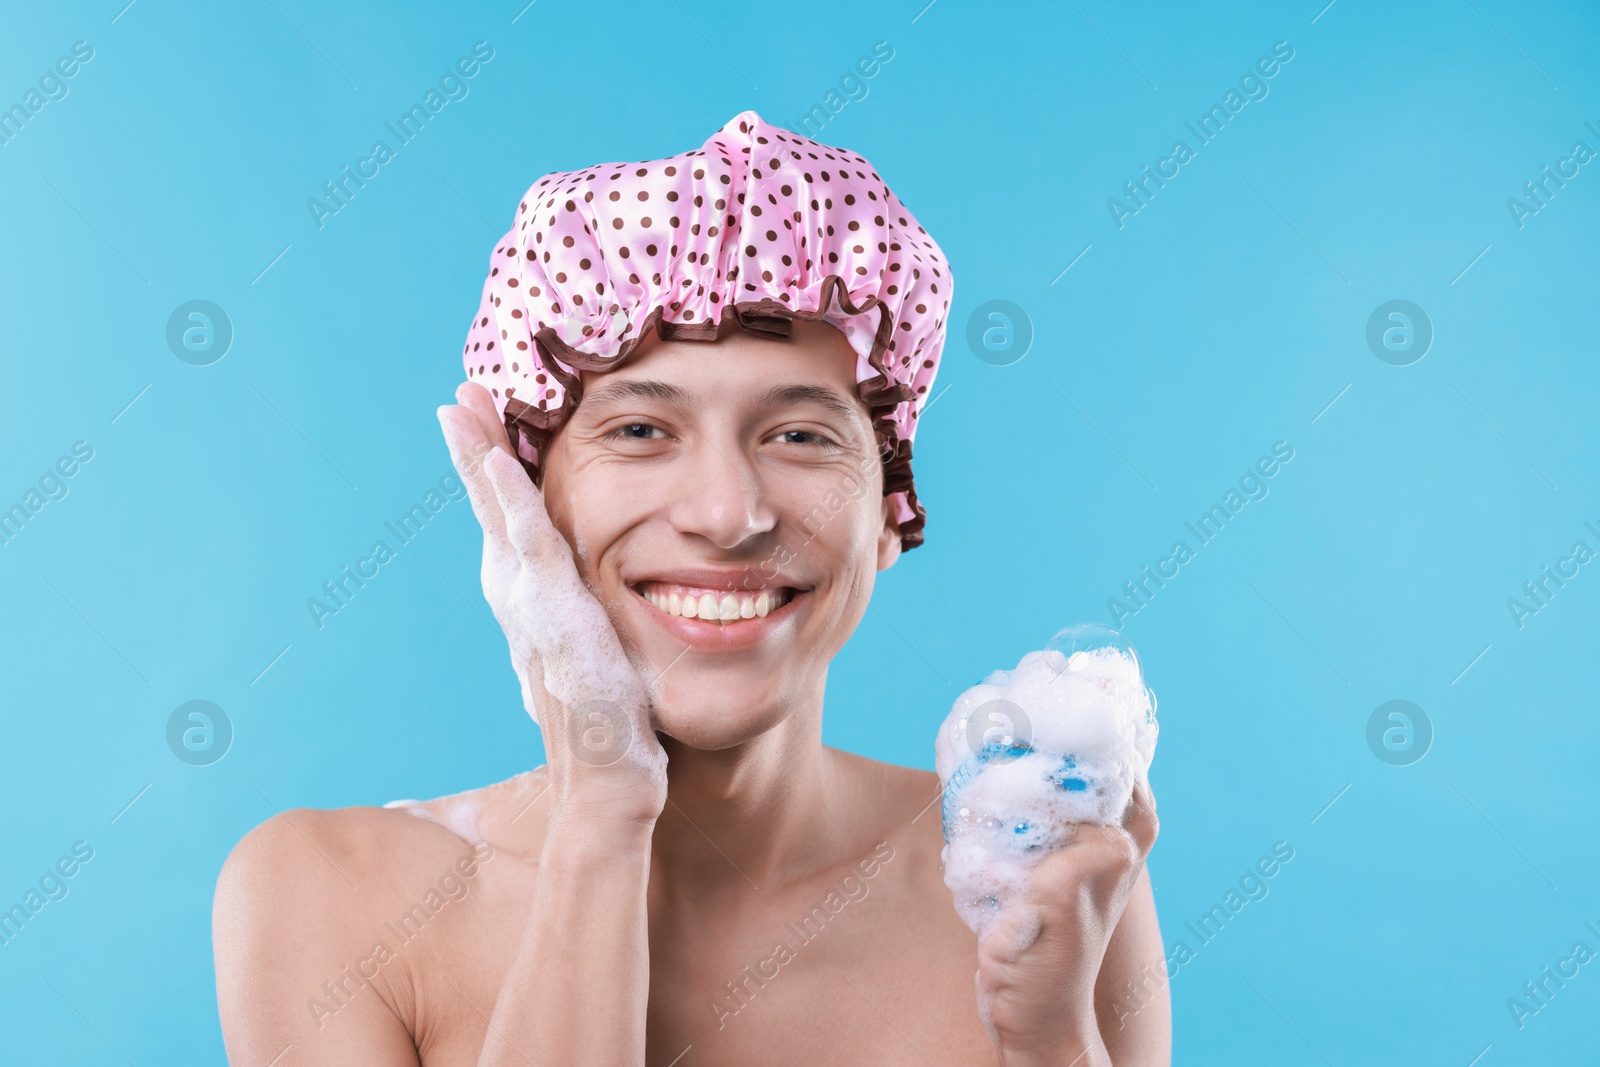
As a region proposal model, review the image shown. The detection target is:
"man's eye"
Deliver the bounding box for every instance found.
[776,430,839,448]
[610,422,664,440]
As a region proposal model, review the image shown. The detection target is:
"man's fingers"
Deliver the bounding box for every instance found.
[457,381,512,452]
[439,405,513,564]
[1075,821,1141,870]
[977,903,1042,965]
[1122,778,1160,856]
[454,380,572,575]
[483,445,569,566]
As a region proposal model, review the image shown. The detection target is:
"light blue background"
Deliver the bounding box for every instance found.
[2,0,1597,1062]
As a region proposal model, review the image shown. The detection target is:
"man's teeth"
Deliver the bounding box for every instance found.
[640,585,793,621]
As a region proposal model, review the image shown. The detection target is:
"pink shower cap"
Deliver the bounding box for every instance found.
[461,109,951,550]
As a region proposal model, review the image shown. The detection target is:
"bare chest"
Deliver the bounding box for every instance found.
[643,877,995,1066]
[403,847,995,1066]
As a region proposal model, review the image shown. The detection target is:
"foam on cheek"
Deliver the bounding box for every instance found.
[935,627,1158,942]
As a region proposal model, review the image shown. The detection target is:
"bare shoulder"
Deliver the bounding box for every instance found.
[824,748,948,871]
[212,768,550,1062]
[383,765,553,859]
[826,746,940,811]
[218,801,446,895]
[215,766,551,934]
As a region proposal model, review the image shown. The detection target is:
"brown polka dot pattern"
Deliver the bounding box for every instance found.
[461,109,952,550]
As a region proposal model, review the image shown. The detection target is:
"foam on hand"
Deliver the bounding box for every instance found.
[441,406,667,788]
[934,625,1158,943]
[484,447,669,787]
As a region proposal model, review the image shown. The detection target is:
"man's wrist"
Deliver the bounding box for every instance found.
[541,809,654,864]
[999,1030,1112,1067]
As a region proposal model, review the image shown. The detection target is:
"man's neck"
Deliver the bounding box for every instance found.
[648,713,847,894]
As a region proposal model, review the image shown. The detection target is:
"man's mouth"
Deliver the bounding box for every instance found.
[628,581,802,623]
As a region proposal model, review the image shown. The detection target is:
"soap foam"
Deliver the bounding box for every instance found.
[455,434,667,788]
[383,793,484,845]
[934,625,1158,942]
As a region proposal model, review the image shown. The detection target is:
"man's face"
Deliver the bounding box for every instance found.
[540,317,903,748]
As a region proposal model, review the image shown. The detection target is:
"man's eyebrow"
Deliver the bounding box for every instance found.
[579,379,691,408]
[755,383,865,424]
[580,379,864,423]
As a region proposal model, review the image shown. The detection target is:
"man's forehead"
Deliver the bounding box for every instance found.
[579,320,863,409]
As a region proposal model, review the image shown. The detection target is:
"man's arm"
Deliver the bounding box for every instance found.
[1094,870,1171,1064]
[474,812,655,1066]
[213,809,422,1066]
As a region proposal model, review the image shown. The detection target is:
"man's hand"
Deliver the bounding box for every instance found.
[438,381,666,826]
[978,779,1160,1066]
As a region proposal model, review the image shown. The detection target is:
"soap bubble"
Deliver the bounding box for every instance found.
[1045,622,1137,668]
[1044,623,1157,723]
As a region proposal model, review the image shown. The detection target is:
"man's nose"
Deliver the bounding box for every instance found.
[666,441,777,550]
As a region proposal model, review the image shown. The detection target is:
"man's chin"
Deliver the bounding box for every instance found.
[650,703,788,754]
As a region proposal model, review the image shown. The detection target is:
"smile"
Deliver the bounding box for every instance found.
[631,581,797,622]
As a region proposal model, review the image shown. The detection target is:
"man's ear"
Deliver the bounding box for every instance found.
[876,494,903,572]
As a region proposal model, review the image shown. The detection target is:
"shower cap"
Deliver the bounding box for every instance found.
[460,109,951,550]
